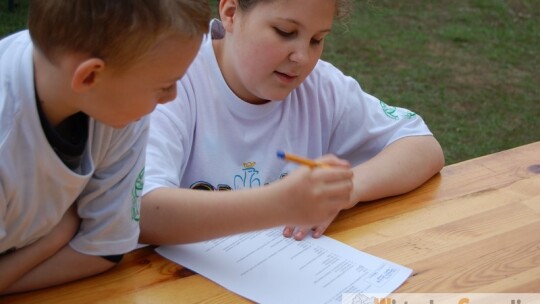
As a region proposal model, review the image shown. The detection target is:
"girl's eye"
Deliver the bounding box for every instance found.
[274,27,295,38]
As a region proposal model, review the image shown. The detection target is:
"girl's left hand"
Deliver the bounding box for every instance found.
[282,217,334,240]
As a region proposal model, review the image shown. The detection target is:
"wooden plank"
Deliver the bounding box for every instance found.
[363,201,539,264]
[398,223,540,292]
[105,277,250,304]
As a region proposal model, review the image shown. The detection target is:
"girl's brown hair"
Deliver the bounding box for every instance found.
[225,0,353,20]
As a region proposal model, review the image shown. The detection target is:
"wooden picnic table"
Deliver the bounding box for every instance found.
[3,141,540,303]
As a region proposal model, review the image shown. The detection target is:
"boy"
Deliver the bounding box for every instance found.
[0,0,210,294]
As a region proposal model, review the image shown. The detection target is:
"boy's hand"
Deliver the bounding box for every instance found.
[278,154,353,240]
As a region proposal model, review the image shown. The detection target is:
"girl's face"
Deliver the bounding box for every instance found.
[215,0,336,104]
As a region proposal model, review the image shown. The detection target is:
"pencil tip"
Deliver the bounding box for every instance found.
[276,150,285,159]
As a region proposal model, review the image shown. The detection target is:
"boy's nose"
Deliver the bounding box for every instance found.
[158,87,177,104]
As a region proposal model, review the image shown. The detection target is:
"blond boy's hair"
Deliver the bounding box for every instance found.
[28,0,211,68]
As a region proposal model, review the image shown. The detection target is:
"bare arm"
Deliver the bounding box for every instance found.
[0,205,115,295]
[139,161,354,245]
[285,135,444,240]
[0,228,69,293]
[1,245,115,295]
[350,135,444,204]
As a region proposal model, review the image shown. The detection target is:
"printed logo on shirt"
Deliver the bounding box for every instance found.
[380,100,416,120]
[189,162,287,191]
[131,167,144,221]
[233,162,262,189]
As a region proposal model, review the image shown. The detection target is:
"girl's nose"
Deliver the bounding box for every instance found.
[288,44,309,65]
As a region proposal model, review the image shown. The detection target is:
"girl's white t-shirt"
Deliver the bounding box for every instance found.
[143,20,433,195]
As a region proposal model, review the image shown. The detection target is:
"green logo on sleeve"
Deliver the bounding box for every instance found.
[380,100,416,120]
[131,167,145,222]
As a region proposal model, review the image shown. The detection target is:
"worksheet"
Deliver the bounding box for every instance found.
[156,227,412,304]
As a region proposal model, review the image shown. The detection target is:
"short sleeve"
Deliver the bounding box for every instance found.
[322,63,433,165]
[143,84,196,196]
[69,119,149,256]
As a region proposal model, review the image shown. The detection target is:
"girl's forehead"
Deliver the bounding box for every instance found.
[245,0,336,10]
[243,0,336,26]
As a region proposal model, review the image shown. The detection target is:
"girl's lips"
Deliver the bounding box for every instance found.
[275,71,298,83]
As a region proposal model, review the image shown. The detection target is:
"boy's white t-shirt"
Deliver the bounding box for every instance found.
[0,31,146,255]
[144,20,433,195]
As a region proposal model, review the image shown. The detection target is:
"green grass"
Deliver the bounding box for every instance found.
[324,0,540,164]
[2,0,538,164]
[0,1,27,37]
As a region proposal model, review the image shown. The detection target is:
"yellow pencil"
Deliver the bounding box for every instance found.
[276,150,329,168]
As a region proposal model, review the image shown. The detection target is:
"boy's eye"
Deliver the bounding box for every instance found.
[161,84,175,92]
[311,38,323,45]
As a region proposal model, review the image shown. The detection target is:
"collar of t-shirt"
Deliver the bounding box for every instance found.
[35,92,88,171]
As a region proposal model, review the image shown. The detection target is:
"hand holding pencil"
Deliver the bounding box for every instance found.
[276,150,354,240]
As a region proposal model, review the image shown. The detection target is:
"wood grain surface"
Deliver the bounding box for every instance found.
[3,142,539,303]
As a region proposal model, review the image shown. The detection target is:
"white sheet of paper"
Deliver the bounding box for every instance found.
[156,227,412,304]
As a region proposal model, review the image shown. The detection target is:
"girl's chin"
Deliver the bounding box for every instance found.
[241,84,295,104]
[258,92,291,103]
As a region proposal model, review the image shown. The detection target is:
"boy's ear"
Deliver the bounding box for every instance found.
[71,58,105,92]
[219,0,238,33]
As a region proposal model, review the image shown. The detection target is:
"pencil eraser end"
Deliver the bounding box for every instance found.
[276,150,285,159]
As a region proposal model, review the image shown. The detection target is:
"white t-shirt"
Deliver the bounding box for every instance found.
[0,31,146,256]
[144,20,433,194]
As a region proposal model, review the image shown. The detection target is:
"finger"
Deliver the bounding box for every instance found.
[293,225,312,241]
[282,226,295,238]
[312,223,330,238]
[316,154,351,168]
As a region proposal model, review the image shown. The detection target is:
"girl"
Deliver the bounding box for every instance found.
[139,0,444,244]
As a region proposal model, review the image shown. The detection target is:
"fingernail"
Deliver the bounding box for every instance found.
[283,228,292,237]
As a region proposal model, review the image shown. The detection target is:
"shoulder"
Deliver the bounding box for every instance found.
[89,116,150,154]
[0,30,31,52]
[0,31,32,70]
[0,31,34,147]
[293,59,363,114]
[300,59,361,100]
[0,30,32,94]
[309,59,357,85]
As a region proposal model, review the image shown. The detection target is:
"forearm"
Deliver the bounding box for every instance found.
[351,135,444,203]
[2,245,114,295]
[0,204,81,294]
[140,185,290,245]
[0,236,64,293]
